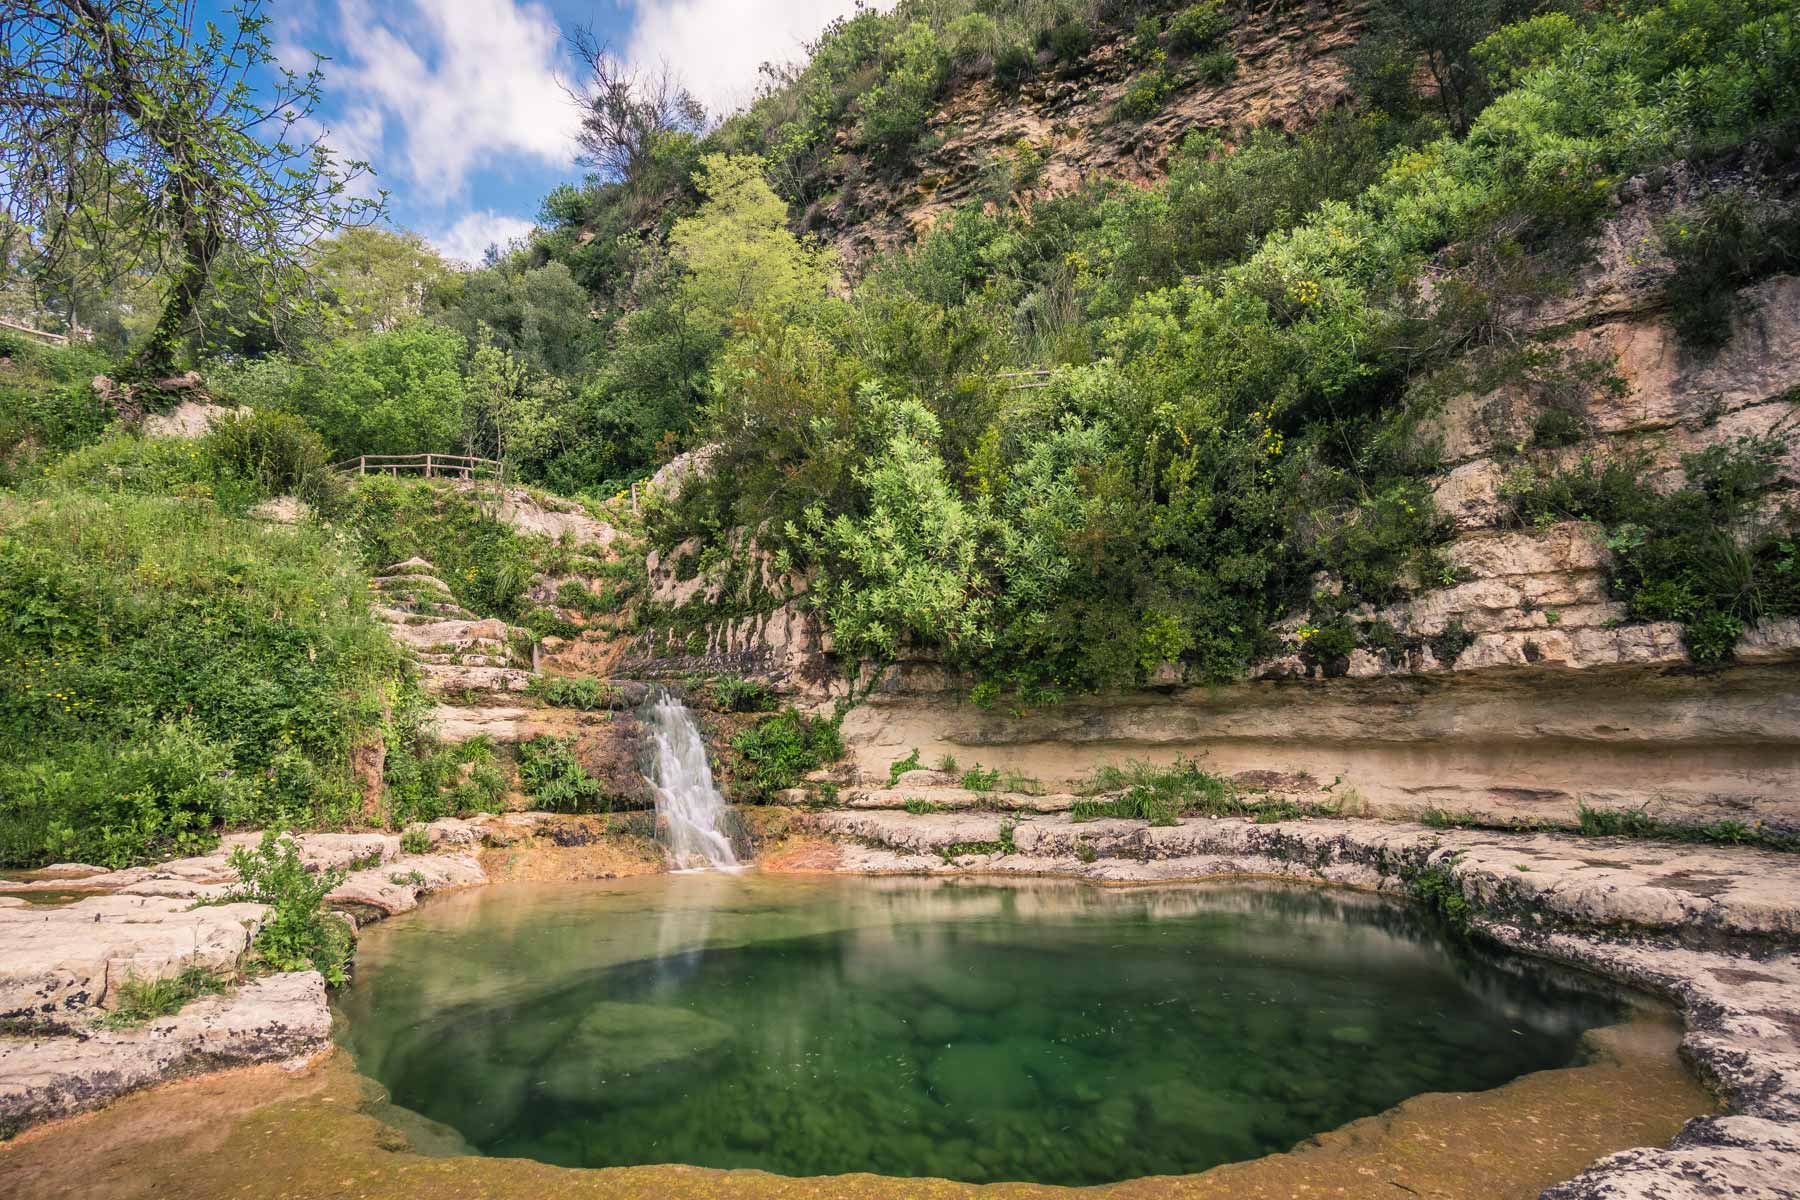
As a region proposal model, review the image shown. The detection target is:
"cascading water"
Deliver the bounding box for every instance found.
[641,688,741,870]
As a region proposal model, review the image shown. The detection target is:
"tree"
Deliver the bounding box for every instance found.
[310,228,453,336]
[0,0,382,372]
[668,154,833,328]
[288,322,466,457]
[566,28,706,192]
[464,344,556,467]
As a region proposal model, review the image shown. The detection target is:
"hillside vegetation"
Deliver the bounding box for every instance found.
[3,0,1798,861]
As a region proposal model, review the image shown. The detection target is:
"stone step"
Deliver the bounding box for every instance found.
[417,653,511,667]
[421,664,533,694]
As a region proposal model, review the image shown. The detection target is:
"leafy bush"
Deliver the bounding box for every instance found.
[1662,191,1800,350]
[0,492,397,867]
[730,708,843,799]
[1194,48,1237,83]
[1118,68,1174,120]
[221,832,355,985]
[1504,437,1795,663]
[383,735,508,827]
[856,22,949,162]
[706,676,778,712]
[1166,1,1229,55]
[527,674,618,711]
[200,410,343,509]
[992,41,1035,91]
[888,747,923,785]
[516,735,610,812]
[281,321,468,457]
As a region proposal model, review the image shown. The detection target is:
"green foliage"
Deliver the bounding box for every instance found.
[1406,858,1473,935]
[960,765,1001,791]
[99,965,230,1029]
[199,410,343,509]
[1072,759,1235,825]
[671,155,834,327]
[221,832,354,984]
[1661,190,1800,350]
[992,41,1035,92]
[516,735,611,812]
[1166,2,1228,56]
[400,827,432,855]
[1504,437,1795,662]
[856,22,951,160]
[0,492,398,867]
[1577,803,1800,851]
[278,322,468,458]
[0,340,116,479]
[888,748,923,785]
[526,674,619,711]
[730,708,844,800]
[706,677,779,712]
[383,735,508,827]
[336,476,558,619]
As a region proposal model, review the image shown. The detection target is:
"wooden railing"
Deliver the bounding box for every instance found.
[333,453,502,481]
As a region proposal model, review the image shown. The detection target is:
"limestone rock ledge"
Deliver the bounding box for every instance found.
[0,972,330,1134]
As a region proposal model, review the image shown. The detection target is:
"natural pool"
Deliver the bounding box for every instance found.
[335,874,1647,1187]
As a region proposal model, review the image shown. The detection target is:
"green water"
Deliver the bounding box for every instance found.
[336,875,1629,1186]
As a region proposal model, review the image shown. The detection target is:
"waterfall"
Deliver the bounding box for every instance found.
[641,688,741,871]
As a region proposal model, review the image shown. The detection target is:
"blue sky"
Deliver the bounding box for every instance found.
[197,0,876,263]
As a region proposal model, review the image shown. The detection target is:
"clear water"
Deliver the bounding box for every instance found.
[336,875,1631,1186]
[641,689,738,870]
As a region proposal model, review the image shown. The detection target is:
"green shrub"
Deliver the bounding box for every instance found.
[1193,48,1237,83]
[200,410,343,509]
[1118,68,1174,120]
[383,735,508,826]
[856,22,949,162]
[960,765,1001,792]
[1038,18,1092,65]
[1167,1,1229,55]
[1129,15,1163,61]
[992,41,1034,91]
[731,708,843,800]
[1662,191,1800,350]
[400,826,432,855]
[220,832,355,985]
[527,674,618,711]
[516,735,610,812]
[707,676,778,712]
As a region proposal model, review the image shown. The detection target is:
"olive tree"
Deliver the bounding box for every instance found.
[0,0,382,372]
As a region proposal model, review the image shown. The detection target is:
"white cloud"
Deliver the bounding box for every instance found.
[321,0,578,197]
[430,210,537,265]
[624,0,890,118]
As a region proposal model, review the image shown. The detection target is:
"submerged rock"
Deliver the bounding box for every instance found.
[536,1002,734,1104]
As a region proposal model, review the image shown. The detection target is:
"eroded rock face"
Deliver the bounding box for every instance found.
[0,972,331,1133]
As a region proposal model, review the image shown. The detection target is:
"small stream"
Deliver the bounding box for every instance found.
[641,687,740,871]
